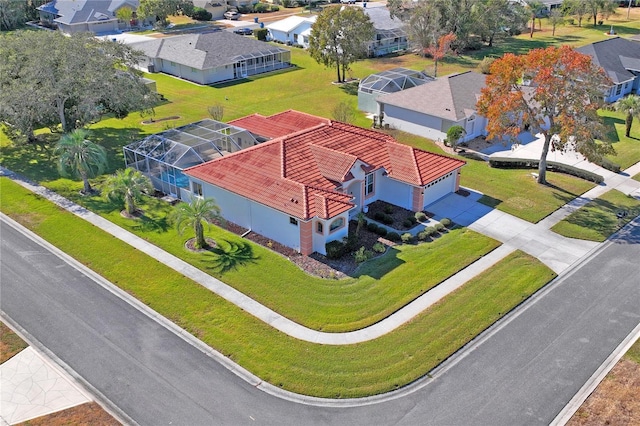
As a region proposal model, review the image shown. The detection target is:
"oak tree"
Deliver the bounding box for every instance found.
[476,45,613,184]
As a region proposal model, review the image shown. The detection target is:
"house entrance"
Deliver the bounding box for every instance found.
[234,61,247,78]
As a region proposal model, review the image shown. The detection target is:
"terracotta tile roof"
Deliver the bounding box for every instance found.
[186,118,464,220]
[228,110,330,140]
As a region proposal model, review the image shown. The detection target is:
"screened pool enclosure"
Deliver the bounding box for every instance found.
[124,119,258,198]
[358,68,434,114]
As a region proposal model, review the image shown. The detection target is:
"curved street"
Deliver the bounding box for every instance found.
[2,214,639,425]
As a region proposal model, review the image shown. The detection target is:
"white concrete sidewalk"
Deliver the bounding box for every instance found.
[0,347,91,425]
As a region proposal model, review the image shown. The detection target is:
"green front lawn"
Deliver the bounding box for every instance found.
[601,109,640,170]
[29,177,500,332]
[0,177,555,398]
[551,189,640,241]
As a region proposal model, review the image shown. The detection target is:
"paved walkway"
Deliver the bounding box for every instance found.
[0,347,91,425]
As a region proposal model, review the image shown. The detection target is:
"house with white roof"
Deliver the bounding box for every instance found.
[266,15,317,47]
[130,32,291,85]
[37,0,143,34]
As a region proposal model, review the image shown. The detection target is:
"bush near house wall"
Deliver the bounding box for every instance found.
[489,157,604,183]
[255,28,268,41]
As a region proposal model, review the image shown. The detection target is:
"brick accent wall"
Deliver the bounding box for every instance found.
[299,220,313,255]
[411,186,423,212]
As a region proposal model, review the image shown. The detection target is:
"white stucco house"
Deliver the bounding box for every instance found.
[130,32,291,85]
[376,71,489,143]
[37,0,144,34]
[363,6,408,57]
[266,15,317,47]
[577,37,640,103]
[184,111,465,255]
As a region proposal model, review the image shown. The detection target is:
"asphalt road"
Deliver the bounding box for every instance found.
[2,216,639,425]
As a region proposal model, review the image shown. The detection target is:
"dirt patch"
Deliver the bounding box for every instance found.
[17,402,119,426]
[0,322,28,363]
[141,116,180,125]
[184,237,217,252]
[568,357,640,426]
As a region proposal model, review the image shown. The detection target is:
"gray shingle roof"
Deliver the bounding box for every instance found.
[577,37,640,84]
[130,32,290,70]
[377,71,486,121]
[363,7,405,31]
[38,0,138,25]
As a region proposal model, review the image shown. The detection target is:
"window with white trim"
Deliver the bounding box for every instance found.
[365,172,375,196]
[615,84,623,96]
[316,222,323,234]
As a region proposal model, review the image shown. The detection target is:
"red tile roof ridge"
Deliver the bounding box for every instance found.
[268,109,331,124]
[227,113,267,125]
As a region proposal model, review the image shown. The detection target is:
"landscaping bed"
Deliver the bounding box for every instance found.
[365,200,433,231]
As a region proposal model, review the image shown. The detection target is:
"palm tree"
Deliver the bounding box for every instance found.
[55,129,107,194]
[172,197,222,249]
[526,0,546,38]
[103,168,153,216]
[613,95,640,138]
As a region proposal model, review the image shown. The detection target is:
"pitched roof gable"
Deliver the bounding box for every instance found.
[577,37,640,84]
[377,71,486,121]
[186,118,464,220]
[228,110,330,140]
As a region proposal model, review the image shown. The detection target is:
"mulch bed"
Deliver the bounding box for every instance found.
[218,219,391,279]
[365,200,433,231]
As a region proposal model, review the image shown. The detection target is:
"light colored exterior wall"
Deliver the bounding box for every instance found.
[605,79,636,103]
[87,20,118,33]
[381,104,447,142]
[311,213,349,255]
[377,176,412,210]
[268,29,292,44]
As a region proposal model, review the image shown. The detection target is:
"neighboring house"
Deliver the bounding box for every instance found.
[266,15,317,47]
[577,37,640,103]
[192,0,227,20]
[363,7,408,57]
[358,68,433,114]
[124,119,259,197]
[377,71,488,143]
[184,114,465,255]
[37,0,142,34]
[130,32,291,85]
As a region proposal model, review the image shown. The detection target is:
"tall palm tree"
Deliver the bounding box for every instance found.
[103,168,153,216]
[55,129,107,194]
[172,197,222,249]
[613,94,640,138]
[526,0,546,38]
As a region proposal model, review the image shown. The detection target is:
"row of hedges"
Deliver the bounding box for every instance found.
[488,157,605,183]
[237,3,280,13]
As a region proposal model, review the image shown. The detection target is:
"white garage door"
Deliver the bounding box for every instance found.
[423,173,455,207]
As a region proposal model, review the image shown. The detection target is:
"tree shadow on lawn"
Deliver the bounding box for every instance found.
[560,197,640,240]
[204,239,259,274]
[351,246,404,280]
[478,194,503,209]
[340,81,359,96]
[129,213,171,234]
[602,115,624,144]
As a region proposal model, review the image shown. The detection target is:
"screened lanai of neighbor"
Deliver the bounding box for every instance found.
[124,119,258,198]
[358,68,434,114]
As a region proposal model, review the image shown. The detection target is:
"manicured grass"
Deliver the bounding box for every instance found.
[601,109,640,170]
[0,322,28,363]
[469,164,596,223]
[634,173,640,182]
[627,339,640,365]
[551,189,640,241]
[22,177,500,332]
[0,177,555,397]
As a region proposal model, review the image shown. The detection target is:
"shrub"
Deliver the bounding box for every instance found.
[488,157,604,183]
[191,7,212,20]
[382,214,394,225]
[384,204,394,214]
[434,223,445,232]
[282,0,296,6]
[479,57,495,75]
[373,211,385,221]
[344,233,359,252]
[425,226,437,236]
[440,218,452,227]
[386,231,400,242]
[270,5,280,11]
[416,231,428,241]
[402,219,413,228]
[255,28,268,41]
[353,246,374,263]
[325,240,345,259]
[401,232,413,243]
[253,2,269,12]
[375,226,388,237]
[597,157,621,173]
[566,18,574,24]
[237,5,251,13]
[367,222,379,232]
[415,211,427,222]
[372,242,386,253]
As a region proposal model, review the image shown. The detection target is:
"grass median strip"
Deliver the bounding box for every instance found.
[551,190,640,241]
[1,177,555,397]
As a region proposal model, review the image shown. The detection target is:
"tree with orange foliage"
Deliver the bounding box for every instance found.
[424,33,456,78]
[476,45,614,184]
